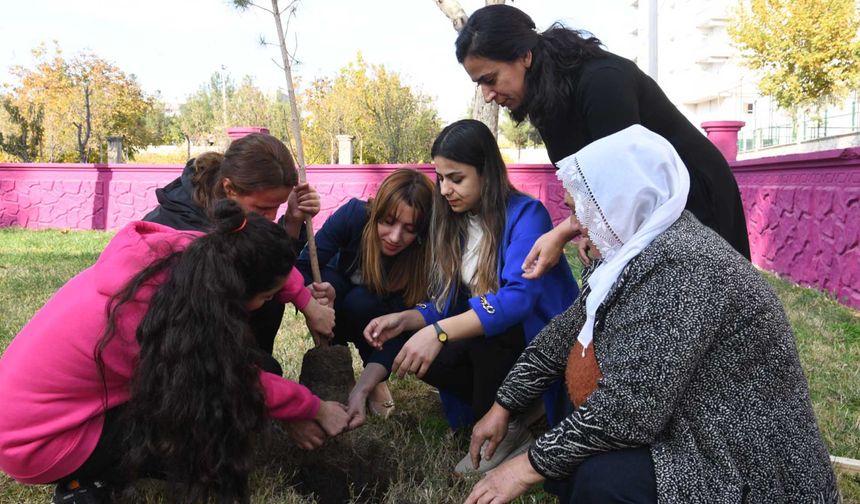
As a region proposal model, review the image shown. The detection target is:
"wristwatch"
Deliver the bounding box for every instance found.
[432,322,448,344]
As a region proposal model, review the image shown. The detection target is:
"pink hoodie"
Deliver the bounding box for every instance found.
[0,221,319,484]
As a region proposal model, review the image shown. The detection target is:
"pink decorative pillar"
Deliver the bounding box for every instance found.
[226,126,270,140]
[701,121,745,162]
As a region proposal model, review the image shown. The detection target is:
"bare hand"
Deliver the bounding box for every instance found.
[346,388,368,430]
[315,400,349,437]
[463,453,543,504]
[391,325,442,379]
[285,419,327,450]
[364,312,409,349]
[309,282,336,307]
[577,238,598,267]
[303,298,335,344]
[286,182,321,223]
[522,223,580,280]
[469,403,511,470]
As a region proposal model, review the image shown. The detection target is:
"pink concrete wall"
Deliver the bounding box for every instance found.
[732,149,860,309]
[2,157,856,309]
[0,163,569,230]
[0,164,180,230]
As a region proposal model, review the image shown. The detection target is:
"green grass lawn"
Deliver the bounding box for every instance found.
[1,228,858,503]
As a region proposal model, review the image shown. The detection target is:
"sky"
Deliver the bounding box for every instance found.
[0,0,638,123]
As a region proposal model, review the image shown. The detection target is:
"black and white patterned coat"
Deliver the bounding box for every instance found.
[497,212,839,503]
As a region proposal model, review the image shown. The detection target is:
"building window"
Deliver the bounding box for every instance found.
[745,103,754,114]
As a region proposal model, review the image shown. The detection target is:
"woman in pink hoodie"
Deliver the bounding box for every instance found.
[0,201,349,504]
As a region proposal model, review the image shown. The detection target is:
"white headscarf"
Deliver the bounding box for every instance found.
[555,125,690,353]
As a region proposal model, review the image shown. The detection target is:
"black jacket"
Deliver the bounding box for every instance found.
[142,160,210,231]
[535,53,751,259]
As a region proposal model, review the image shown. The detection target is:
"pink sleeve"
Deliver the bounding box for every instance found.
[259,371,321,421]
[275,266,311,311]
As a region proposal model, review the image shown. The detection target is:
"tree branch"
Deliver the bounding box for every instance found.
[434,0,468,32]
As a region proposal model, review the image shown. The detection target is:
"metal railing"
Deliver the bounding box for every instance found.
[738,107,860,152]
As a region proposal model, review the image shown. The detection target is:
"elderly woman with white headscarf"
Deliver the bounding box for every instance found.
[463,125,838,504]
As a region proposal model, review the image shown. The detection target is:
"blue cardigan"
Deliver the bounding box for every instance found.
[417,193,579,428]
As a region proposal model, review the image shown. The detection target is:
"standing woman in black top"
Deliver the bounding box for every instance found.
[455,4,750,274]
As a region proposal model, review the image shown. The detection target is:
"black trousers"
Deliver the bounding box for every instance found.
[249,299,287,376]
[420,323,525,420]
[53,406,132,486]
[544,447,657,504]
[372,286,526,421]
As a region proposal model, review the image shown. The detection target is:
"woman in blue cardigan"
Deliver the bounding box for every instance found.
[296,169,435,420]
[364,119,579,474]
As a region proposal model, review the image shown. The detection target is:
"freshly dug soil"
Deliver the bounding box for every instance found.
[295,344,396,503]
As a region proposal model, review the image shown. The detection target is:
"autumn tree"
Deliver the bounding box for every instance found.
[66,53,152,162]
[302,55,441,164]
[4,44,153,162]
[729,0,860,114]
[0,97,43,162]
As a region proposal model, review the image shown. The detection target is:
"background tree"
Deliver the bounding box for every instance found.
[498,115,537,162]
[3,44,153,162]
[175,80,218,158]
[434,0,507,137]
[0,98,43,162]
[301,55,441,165]
[66,53,153,162]
[141,92,182,147]
[729,0,860,115]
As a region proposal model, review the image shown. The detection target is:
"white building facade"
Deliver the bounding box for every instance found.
[630,0,860,158]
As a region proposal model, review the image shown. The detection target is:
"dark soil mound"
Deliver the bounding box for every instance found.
[295,344,396,503]
[299,345,355,403]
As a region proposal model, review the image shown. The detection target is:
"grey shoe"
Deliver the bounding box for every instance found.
[454,418,534,474]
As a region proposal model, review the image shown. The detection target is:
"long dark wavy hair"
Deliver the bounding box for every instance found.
[429,119,522,311]
[94,200,297,503]
[455,4,607,129]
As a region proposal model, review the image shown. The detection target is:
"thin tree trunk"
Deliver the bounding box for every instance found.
[270,0,322,283]
[75,85,93,163]
[434,0,467,30]
[434,0,505,137]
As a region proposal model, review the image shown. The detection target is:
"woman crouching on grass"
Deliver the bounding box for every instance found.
[143,133,335,377]
[0,201,349,504]
[463,126,837,504]
[295,169,435,423]
[362,120,579,473]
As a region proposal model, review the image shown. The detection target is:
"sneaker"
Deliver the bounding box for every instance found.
[51,479,111,504]
[454,418,534,474]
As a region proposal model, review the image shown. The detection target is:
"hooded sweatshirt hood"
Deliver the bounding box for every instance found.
[93,221,199,299]
[142,159,211,231]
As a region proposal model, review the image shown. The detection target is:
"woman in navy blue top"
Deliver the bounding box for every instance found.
[296,169,434,420]
[364,120,579,474]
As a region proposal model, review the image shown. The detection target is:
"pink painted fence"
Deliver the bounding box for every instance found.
[0,164,179,230]
[1,155,857,309]
[732,149,859,309]
[0,163,569,230]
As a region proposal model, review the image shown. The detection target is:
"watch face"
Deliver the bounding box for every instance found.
[437,332,448,343]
